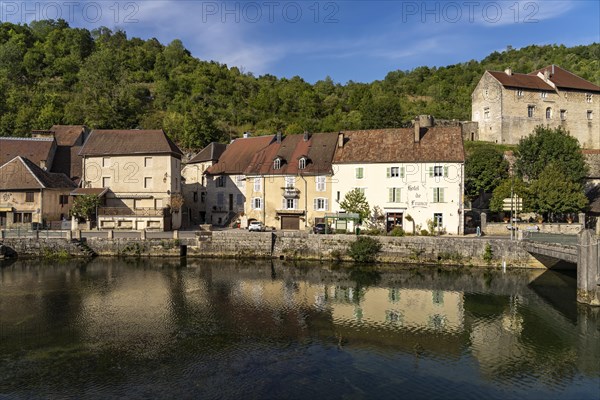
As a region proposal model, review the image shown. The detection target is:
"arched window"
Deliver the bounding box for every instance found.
[299,158,306,169]
[273,158,281,170]
[546,107,552,119]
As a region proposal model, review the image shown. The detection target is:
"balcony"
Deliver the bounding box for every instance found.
[98,207,168,217]
[282,187,300,198]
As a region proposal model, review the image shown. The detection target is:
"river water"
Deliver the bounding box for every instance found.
[0,258,598,399]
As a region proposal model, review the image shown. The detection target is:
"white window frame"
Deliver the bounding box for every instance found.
[252,197,262,210]
[528,105,535,118]
[433,188,445,203]
[517,89,523,97]
[254,177,262,192]
[316,176,326,192]
[299,158,306,169]
[314,197,329,211]
[283,198,297,210]
[285,176,295,188]
[388,188,401,203]
[546,107,552,119]
[274,158,281,170]
[587,110,593,120]
[540,91,547,99]
[355,167,364,179]
[586,93,593,103]
[235,175,245,188]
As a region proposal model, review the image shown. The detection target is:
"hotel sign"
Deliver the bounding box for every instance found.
[408,184,428,208]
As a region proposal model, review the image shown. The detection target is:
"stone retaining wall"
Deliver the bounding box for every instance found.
[485,222,583,236]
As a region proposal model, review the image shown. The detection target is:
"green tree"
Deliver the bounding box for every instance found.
[516,126,588,182]
[529,163,588,215]
[489,178,530,213]
[339,188,370,222]
[70,195,101,220]
[465,143,509,200]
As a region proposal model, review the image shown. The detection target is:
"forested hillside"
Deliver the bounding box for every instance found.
[1,20,598,150]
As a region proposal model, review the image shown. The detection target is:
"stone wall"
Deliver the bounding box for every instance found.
[484,222,584,236]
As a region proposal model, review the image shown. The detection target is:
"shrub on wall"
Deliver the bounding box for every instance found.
[348,237,382,263]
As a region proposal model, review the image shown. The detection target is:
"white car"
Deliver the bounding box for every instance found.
[248,221,265,232]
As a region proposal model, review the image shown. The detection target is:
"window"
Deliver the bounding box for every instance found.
[517,89,523,97]
[387,167,404,178]
[102,177,110,187]
[216,176,226,187]
[429,166,448,178]
[299,158,306,169]
[59,195,69,205]
[434,166,443,177]
[253,178,262,192]
[388,188,401,203]
[102,157,110,167]
[273,158,281,170]
[235,175,245,188]
[193,191,198,202]
[23,213,32,223]
[314,198,328,211]
[433,188,445,203]
[336,191,340,201]
[285,176,295,188]
[252,197,262,210]
[433,213,443,227]
[353,187,366,196]
[316,176,326,192]
[546,107,552,119]
[527,105,535,118]
[560,109,567,120]
[587,110,593,120]
[14,212,32,223]
[540,91,547,99]
[483,107,490,120]
[200,192,206,203]
[355,167,364,179]
[586,93,593,103]
[25,192,34,202]
[283,198,297,210]
[144,157,152,167]
[217,192,224,206]
[144,177,153,189]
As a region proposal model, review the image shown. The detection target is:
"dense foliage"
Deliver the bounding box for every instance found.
[348,237,382,263]
[1,20,598,150]
[70,194,100,220]
[464,143,509,200]
[339,188,371,222]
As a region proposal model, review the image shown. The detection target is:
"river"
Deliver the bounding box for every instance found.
[0,258,598,399]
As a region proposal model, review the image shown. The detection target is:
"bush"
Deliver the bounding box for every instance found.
[420,229,429,236]
[348,236,382,263]
[389,226,405,236]
[362,228,383,236]
[483,243,494,264]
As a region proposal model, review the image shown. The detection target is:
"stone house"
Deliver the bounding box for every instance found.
[205,134,274,227]
[78,129,183,231]
[181,142,227,227]
[244,131,338,230]
[32,125,89,183]
[0,156,76,228]
[472,65,600,149]
[331,116,466,235]
[0,137,57,171]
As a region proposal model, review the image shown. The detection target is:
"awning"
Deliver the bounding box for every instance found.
[70,188,108,197]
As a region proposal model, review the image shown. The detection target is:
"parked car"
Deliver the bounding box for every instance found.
[248,221,265,232]
[313,223,330,234]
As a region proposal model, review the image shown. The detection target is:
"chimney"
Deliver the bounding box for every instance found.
[504,67,512,76]
[276,131,282,143]
[551,64,555,76]
[303,131,310,141]
[243,131,251,139]
[414,119,421,143]
[338,132,344,148]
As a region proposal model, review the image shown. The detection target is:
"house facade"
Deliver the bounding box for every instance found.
[205,134,274,227]
[331,118,465,235]
[0,156,76,228]
[78,129,183,231]
[181,142,227,227]
[472,65,600,149]
[244,132,338,230]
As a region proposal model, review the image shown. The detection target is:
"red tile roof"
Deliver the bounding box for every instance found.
[0,137,56,167]
[0,156,76,190]
[207,135,274,175]
[529,65,600,92]
[245,133,338,175]
[79,130,183,157]
[488,71,555,91]
[333,127,465,164]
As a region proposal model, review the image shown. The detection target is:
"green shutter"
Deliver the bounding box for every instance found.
[395,188,401,203]
[429,167,433,178]
[443,166,449,177]
[400,167,405,178]
[440,188,445,203]
[388,188,393,203]
[386,168,391,178]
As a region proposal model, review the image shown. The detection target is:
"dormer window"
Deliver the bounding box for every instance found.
[299,157,307,170]
[274,158,281,170]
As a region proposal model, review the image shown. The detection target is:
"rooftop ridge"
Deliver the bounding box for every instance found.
[0,136,54,142]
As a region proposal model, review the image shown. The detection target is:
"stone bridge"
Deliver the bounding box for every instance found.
[523,231,599,306]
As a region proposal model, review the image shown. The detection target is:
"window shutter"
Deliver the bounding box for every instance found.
[395,188,401,202]
[428,167,433,178]
[400,167,405,178]
[324,199,328,211]
[294,199,298,209]
[443,166,449,177]
[314,198,318,210]
[440,188,445,203]
[282,198,286,209]
[388,188,393,203]
[386,168,391,178]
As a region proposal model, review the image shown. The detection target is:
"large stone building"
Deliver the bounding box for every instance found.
[78,129,183,231]
[472,65,600,149]
[331,117,466,235]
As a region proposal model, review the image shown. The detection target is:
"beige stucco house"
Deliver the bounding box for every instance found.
[0,156,76,228]
[244,132,338,230]
[78,129,183,231]
[331,117,466,235]
[472,65,600,149]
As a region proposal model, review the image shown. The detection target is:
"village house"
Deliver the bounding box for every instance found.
[204,134,274,227]
[0,156,76,228]
[78,129,183,231]
[472,65,600,149]
[181,142,227,227]
[331,116,465,235]
[0,136,57,171]
[244,131,338,230]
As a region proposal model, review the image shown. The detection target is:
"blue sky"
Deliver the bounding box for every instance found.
[2,1,599,83]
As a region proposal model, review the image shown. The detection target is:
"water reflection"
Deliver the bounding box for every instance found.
[0,259,598,399]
